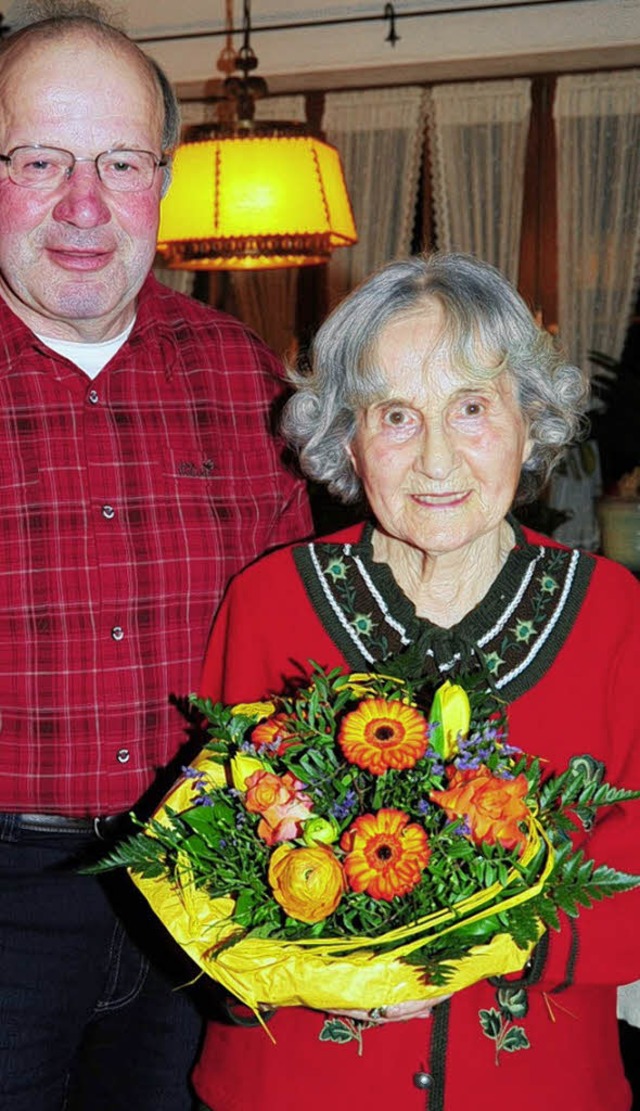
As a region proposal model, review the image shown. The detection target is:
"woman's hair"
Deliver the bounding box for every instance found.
[283,252,589,505]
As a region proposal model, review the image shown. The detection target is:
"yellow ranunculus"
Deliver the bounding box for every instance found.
[429,681,470,760]
[229,752,265,791]
[268,844,346,923]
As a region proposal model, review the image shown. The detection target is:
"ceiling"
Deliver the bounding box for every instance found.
[7,0,640,91]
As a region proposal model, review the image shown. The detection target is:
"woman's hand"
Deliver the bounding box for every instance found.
[329,995,450,1024]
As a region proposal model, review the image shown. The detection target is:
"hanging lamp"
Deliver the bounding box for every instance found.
[156,2,357,271]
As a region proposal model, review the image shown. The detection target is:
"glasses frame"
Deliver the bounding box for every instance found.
[0,144,168,193]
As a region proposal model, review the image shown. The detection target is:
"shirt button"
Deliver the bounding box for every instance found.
[116,748,130,764]
[88,389,99,405]
[111,625,124,641]
[413,1072,433,1090]
[101,505,115,520]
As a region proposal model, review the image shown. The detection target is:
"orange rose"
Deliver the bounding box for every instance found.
[430,764,530,852]
[250,713,297,754]
[268,843,346,923]
[244,769,314,846]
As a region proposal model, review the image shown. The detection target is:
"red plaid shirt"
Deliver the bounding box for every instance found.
[0,275,311,815]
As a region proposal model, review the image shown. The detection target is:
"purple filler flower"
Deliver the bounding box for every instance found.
[331,789,357,820]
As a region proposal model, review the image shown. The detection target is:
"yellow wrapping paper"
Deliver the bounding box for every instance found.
[129,749,552,1020]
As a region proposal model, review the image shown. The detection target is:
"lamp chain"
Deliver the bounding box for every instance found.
[223,0,266,122]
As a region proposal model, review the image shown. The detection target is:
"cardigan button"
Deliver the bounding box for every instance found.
[413,1071,433,1090]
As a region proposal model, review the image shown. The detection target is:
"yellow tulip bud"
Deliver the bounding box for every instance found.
[229,752,266,791]
[429,681,470,760]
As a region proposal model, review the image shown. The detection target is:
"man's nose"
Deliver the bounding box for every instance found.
[51,163,111,228]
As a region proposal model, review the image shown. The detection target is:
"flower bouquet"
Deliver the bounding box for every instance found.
[97,661,640,1026]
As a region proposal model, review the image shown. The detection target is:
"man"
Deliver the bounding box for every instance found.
[0,4,311,1110]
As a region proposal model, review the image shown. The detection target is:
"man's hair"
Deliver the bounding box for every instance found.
[1,1,181,155]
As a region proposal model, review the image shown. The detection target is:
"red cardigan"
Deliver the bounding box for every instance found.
[193,523,640,1111]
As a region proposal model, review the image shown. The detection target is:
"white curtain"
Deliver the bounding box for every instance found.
[229,95,306,356]
[548,71,640,552]
[427,79,532,283]
[554,70,640,372]
[323,87,426,306]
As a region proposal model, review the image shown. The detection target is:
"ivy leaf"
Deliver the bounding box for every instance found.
[479,1008,502,1038]
[319,1018,359,1044]
[497,985,529,1019]
[501,1025,531,1053]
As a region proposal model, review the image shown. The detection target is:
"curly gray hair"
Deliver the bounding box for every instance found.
[283,252,588,505]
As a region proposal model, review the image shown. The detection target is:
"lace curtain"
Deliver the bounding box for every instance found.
[547,71,640,551]
[323,87,426,306]
[427,79,532,283]
[554,70,640,372]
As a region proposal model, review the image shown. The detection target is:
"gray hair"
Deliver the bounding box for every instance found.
[283,252,589,505]
[1,1,181,192]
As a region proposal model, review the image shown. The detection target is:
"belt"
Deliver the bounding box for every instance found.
[17,811,134,840]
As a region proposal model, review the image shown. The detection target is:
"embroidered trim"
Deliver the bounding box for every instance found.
[550,917,580,995]
[308,543,377,664]
[478,550,539,647]
[426,998,450,1110]
[294,522,595,702]
[493,547,580,690]
[351,552,413,645]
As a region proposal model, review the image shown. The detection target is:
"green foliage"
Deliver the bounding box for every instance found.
[89,662,640,990]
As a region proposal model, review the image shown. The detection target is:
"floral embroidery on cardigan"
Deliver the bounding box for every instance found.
[294,522,594,702]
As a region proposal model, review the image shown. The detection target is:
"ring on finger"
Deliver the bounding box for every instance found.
[369,1005,388,1021]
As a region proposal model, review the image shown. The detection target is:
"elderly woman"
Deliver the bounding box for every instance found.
[192,253,640,1111]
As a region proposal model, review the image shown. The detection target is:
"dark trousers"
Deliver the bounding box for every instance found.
[0,814,204,1111]
[620,1020,640,1111]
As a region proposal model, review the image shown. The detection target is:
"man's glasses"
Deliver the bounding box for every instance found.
[0,145,167,193]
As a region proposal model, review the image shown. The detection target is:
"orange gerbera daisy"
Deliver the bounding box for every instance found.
[340,808,431,901]
[430,764,530,853]
[338,698,428,775]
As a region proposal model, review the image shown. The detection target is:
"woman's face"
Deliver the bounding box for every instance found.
[347,303,532,559]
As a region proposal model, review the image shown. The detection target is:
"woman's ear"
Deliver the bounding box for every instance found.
[345,439,360,477]
[521,428,534,466]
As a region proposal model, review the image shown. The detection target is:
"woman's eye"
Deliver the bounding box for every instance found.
[461,399,485,417]
[383,408,412,427]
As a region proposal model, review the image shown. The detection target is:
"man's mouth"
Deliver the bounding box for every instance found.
[46,246,114,271]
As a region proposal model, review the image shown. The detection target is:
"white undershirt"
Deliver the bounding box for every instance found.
[35,319,135,378]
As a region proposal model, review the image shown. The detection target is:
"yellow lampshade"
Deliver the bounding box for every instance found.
[157,122,358,270]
